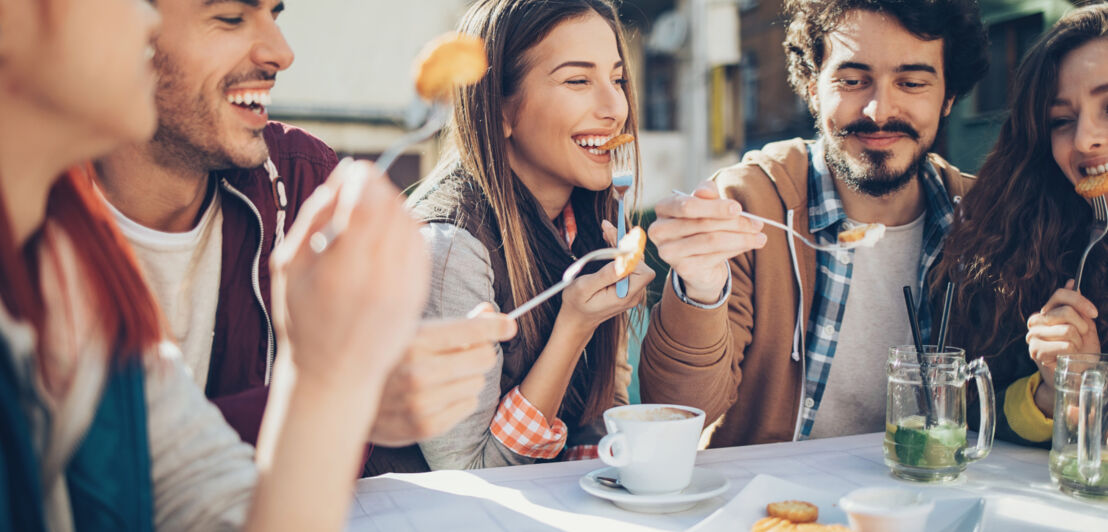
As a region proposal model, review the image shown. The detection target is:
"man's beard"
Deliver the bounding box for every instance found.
[823,117,932,198]
[150,49,271,172]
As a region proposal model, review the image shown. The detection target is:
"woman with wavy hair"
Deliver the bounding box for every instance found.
[408,0,654,469]
[0,0,428,529]
[934,3,1108,447]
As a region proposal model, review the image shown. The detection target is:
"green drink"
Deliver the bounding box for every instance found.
[885,347,994,482]
[1050,449,1108,499]
[884,415,968,481]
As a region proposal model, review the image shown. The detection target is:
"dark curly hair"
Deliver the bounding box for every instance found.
[783,0,989,114]
[933,4,1108,366]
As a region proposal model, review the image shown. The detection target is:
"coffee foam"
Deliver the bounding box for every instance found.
[610,406,697,422]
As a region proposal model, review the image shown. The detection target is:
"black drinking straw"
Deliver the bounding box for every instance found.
[936,281,955,351]
[902,286,938,428]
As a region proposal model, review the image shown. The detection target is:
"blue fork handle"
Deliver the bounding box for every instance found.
[616,198,628,298]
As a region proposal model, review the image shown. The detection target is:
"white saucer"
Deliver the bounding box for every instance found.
[579,466,730,514]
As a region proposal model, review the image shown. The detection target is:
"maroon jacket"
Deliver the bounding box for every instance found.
[206,122,336,443]
[206,122,432,476]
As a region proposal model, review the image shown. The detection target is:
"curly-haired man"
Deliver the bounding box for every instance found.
[641,0,989,445]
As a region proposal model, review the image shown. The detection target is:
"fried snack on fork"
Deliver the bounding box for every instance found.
[414,33,488,101]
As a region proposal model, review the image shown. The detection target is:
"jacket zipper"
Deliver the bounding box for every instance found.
[785,209,807,441]
[220,179,276,385]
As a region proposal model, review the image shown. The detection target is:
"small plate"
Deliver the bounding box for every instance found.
[688,474,848,531]
[579,466,730,514]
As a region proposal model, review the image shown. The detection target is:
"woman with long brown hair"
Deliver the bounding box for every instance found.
[0,0,428,529]
[408,0,654,468]
[934,3,1108,447]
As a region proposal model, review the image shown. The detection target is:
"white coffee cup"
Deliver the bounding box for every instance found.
[597,404,705,495]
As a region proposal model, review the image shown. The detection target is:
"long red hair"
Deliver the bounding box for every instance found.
[0,162,162,360]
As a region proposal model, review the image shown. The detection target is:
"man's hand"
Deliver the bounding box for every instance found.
[369,304,517,446]
[648,180,765,304]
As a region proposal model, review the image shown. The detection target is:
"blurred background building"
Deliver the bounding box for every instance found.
[271,0,1080,207]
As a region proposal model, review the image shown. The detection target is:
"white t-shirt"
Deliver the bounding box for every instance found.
[107,193,223,390]
[809,213,925,439]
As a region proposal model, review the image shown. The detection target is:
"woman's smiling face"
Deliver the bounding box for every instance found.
[503,11,629,199]
[1050,37,1108,191]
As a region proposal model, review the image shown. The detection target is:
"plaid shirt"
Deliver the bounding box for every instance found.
[797,139,957,440]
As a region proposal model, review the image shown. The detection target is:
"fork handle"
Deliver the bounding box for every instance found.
[507,248,622,320]
[1076,251,1092,294]
[616,199,629,298]
[375,103,450,174]
[670,189,848,252]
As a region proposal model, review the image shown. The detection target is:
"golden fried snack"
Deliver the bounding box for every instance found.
[413,33,488,101]
[614,226,646,278]
[1076,172,1108,199]
[766,500,819,523]
[599,133,635,151]
[751,517,797,532]
[837,223,879,244]
[795,524,851,532]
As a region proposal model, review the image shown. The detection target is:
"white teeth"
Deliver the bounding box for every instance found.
[573,135,616,150]
[144,45,155,61]
[226,91,271,108]
[1083,164,1108,176]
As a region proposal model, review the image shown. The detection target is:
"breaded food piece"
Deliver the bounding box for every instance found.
[751,517,797,532]
[599,133,635,151]
[838,223,879,243]
[766,500,819,523]
[615,227,646,278]
[795,525,851,532]
[413,33,487,101]
[1076,173,1108,199]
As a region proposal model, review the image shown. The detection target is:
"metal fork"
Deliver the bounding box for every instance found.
[1075,195,1108,293]
[507,247,625,320]
[670,189,871,253]
[610,144,635,298]
[309,102,451,253]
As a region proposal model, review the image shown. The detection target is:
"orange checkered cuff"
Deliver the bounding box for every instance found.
[490,386,568,459]
[563,445,598,461]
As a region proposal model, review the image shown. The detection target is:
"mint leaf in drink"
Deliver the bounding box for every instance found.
[893,416,928,466]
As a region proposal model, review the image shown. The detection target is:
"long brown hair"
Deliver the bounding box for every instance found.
[413,0,641,424]
[933,4,1108,360]
[0,164,163,362]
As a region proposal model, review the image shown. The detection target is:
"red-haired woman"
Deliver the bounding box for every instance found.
[0,0,428,530]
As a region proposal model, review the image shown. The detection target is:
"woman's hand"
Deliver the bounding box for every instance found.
[252,160,431,532]
[271,159,429,390]
[1026,280,1100,416]
[557,220,655,333]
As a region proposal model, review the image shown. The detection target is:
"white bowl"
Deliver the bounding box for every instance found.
[839,487,934,532]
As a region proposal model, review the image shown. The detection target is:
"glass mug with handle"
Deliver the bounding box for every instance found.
[884,345,996,482]
[1050,354,1108,500]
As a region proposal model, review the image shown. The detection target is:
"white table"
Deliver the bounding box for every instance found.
[346,433,1108,531]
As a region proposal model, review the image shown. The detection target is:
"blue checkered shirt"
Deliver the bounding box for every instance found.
[797,140,956,440]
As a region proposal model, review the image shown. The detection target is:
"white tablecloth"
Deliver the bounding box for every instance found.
[346,433,1108,531]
